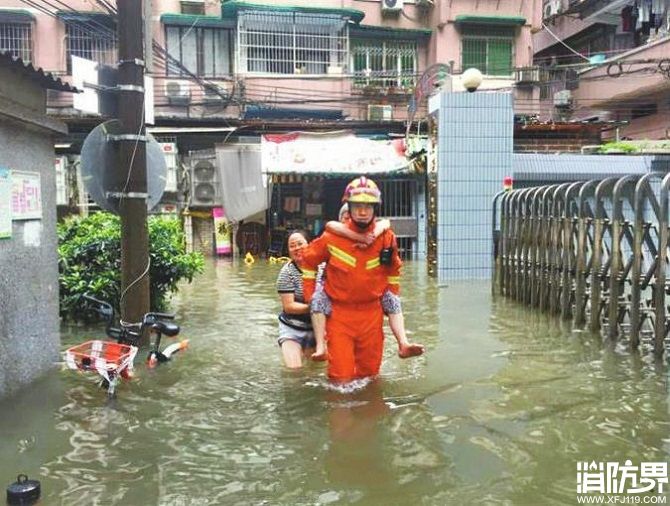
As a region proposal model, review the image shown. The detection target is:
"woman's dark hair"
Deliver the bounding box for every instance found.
[288,229,311,242]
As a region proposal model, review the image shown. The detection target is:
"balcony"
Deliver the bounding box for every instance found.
[575,0,630,22]
[574,36,670,107]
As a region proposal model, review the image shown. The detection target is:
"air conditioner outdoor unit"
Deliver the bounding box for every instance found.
[553,89,572,108]
[415,0,434,6]
[165,80,191,105]
[160,142,179,193]
[189,152,221,207]
[181,0,205,15]
[382,0,403,14]
[203,85,225,104]
[368,104,393,121]
[543,0,562,19]
[515,67,541,84]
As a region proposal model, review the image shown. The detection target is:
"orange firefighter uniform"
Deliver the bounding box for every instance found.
[300,220,402,381]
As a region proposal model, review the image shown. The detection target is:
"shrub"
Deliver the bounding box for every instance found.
[596,141,640,154]
[58,212,204,320]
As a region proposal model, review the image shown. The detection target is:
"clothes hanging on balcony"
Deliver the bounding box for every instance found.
[651,0,668,30]
[639,0,651,22]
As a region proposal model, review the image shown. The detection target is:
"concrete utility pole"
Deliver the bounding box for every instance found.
[117,0,150,323]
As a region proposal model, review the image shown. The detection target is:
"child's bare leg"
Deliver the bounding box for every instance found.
[311,312,328,361]
[388,312,424,358]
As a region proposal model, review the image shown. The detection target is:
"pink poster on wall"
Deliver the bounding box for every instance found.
[212,207,232,256]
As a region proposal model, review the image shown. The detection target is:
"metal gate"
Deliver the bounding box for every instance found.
[378,177,420,259]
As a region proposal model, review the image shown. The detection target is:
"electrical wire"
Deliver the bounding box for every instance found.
[541,22,591,62]
[31,0,670,137]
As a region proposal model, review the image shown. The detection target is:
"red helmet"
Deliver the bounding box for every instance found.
[342,176,381,204]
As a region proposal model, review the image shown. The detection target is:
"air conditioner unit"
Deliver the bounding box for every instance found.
[515,67,541,84]
[416,0,434,6]
[553,89,572,108]
[165,80,191,105]
[543,0,562,19]
[54,156,68,206]
[382,0,403,14]
[181,0,205,15]
[160,142,178,193]
[203,85,225,105]
[189,151,221,207]
[368,104,393,121]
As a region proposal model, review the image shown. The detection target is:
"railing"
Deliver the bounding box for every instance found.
[492,173,670,357]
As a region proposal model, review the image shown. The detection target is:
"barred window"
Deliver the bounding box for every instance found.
[66,20,117,73]
[461,25,514,76]
[351,39,417,88]
[165,25,232,77]
[238,11,348,74]
[0,22,32,62]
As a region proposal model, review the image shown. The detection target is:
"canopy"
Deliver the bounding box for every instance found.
[454,15,526,26]
[261,132,409,175]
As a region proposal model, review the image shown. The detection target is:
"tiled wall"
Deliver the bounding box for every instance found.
[435,92,513,282]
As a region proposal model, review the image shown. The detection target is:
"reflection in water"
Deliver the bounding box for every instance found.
[0,260,667,505]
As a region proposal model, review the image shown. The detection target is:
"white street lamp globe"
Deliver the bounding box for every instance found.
[461,68,483,92]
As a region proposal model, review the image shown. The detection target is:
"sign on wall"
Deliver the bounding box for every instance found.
[11,171,42,220]
[261,132,409,174]
[0,168,11,238]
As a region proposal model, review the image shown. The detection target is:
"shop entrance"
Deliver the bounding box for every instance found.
[268,175,421,259]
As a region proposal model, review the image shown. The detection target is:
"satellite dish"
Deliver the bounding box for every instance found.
[80,120,167,214]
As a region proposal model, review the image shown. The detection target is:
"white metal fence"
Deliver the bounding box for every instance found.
[351,40,417,88]
[0,22,32,62]
[66,21,117,73]
[237,11,348,74]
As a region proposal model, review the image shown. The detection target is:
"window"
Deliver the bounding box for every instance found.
[238,11,348,74]
[461,25,514,76]
[0,22,32,62]
[66,20,117,73]
[351,39,417,88]
[165,25,232,77]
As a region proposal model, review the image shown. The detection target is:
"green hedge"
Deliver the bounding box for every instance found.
[58,212,204,320]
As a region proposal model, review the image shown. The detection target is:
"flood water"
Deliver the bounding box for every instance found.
[1,260,669,505]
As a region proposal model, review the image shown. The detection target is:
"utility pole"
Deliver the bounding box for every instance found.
[117,0,150,323]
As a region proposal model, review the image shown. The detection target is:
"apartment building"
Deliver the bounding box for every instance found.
[0,0,542,256]
[0,0,541,125]
[534,0,670,140]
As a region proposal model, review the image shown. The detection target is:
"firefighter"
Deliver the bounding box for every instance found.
[300,176,405,382]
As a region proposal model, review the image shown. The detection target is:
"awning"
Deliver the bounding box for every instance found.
[577,0,629,21]
[221,0,366,23]
[160,13,235,29]
[351,24,432,40]
[454,14,526,26]
[262,132,410,175]
[0,9,34,23]
[0,51,79,92]
[244,106,343,121]
[147,126,237,134]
